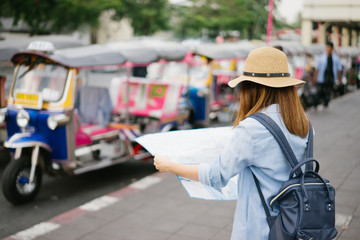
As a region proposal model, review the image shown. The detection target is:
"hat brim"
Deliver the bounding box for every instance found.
[228,75,305,88]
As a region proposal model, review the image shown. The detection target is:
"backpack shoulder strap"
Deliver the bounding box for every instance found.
[251,172,275,228]
[249,112,302,177]
[305,122,314,171]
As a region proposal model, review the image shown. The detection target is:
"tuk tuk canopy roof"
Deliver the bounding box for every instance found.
[107,43,160,64]
[0,35,84,62]
[52,44,128,67]
[192,41,256,60]
[11,41,189,68]
[305,44,325,56]
[11,45,127,68]
[339,46,360,57]
[108,40,188,63]
[270,40,307,56]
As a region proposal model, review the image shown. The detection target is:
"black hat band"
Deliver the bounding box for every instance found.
[243,72,290,78]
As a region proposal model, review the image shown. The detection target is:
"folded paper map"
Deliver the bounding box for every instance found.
[135,127,238,200]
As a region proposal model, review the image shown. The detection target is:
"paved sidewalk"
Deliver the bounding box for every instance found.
[3,90,360,240]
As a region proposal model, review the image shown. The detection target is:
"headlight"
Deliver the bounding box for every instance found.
[0,108,7,123]
[47,114,70,130]
[16,109,30,128]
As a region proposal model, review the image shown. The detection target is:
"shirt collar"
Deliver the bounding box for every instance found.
[261,104,280,114]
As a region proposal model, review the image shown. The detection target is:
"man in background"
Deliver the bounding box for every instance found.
[313,42,342,111]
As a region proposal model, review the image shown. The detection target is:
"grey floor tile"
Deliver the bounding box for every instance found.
[150,216,187,234]
[147,196,186,210]
[77,232,127,240]
[126,228,170,240]
[190,213,233,228]
[339,217,360,240]
[176,223,220,239]
[95,218,141,238]
[39,225,87,240]
[353,205,360,218]
[63,214,107,231]
[336,203,357,217]
[335,191,360,210]
[166,234,203,240]
[210,229,232,240]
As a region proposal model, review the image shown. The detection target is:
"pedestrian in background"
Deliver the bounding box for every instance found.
[313,41,342,111]
[301,53,318,109]
[154,47,310,239]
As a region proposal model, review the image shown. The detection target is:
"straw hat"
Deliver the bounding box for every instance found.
[228,47,305,88]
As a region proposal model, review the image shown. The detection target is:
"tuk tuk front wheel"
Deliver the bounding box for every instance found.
[2,156,42,205]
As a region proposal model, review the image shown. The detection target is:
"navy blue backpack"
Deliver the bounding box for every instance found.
[249,113,337,240]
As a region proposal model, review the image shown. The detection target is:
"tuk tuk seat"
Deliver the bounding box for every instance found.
[113,78,183,121]
[75,86,113,126]
[80,124,119,141]
[75,124,120,147]
[75,86,120,146]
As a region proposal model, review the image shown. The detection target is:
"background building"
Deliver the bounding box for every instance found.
[301,0,360,47]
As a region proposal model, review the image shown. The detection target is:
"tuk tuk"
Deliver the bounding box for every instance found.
[1,41,190,204]
[189,42,255,125]
[0,37,84,163]
[107,40,191,133]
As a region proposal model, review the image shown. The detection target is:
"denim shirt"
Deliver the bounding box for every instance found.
[316,53,342,84]
[198,104,308,240]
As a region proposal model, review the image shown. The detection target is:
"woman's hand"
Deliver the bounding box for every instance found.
[153,154,176,172]
[153,154,199,181]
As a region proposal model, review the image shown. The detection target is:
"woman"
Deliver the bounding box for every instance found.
[154,47,309,239]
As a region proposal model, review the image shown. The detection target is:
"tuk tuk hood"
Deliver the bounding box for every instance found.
[192,42,256,60]
[107,40,188,63]
[11,45,127,68]
[0,35,83,63]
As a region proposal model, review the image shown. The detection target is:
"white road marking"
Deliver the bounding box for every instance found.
[130,176,162,190]
[79,195,119,212]
[11,222,60,240]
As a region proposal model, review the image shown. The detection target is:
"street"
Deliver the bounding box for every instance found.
[0,157,156,238]
[0,90,359,240]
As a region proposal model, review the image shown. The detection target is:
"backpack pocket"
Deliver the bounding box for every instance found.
[269,214,294,240]
[269,191,299,239]
[297,227,338,240]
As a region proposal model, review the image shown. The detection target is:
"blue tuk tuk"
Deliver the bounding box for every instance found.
[0,40,190,204]
[0,37,84,164]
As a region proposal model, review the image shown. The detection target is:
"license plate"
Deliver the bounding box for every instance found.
[14,92,43,109]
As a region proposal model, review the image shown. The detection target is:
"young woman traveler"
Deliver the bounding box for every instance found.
[154,47,309,239]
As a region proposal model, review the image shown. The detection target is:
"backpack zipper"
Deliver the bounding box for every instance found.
[270,182,332,206]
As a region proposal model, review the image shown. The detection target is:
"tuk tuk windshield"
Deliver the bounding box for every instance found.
[13,63,68,102]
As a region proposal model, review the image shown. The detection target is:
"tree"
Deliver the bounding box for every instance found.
[114,0,169,36]
[51,0,123,33]
[171,0,282,40]
[0,0,169,37]
[243,0,268,39]
[0,0,115,35]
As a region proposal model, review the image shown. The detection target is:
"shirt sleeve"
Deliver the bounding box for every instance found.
[336,56,342,72]
[198,123,254,192]
[316,55,322,69]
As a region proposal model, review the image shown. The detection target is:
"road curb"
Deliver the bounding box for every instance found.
[2,172,168,240]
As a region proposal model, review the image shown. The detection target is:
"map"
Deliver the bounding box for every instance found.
[135,127,238,200]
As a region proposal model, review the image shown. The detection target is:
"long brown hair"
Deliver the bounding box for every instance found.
[233,81,309,138]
